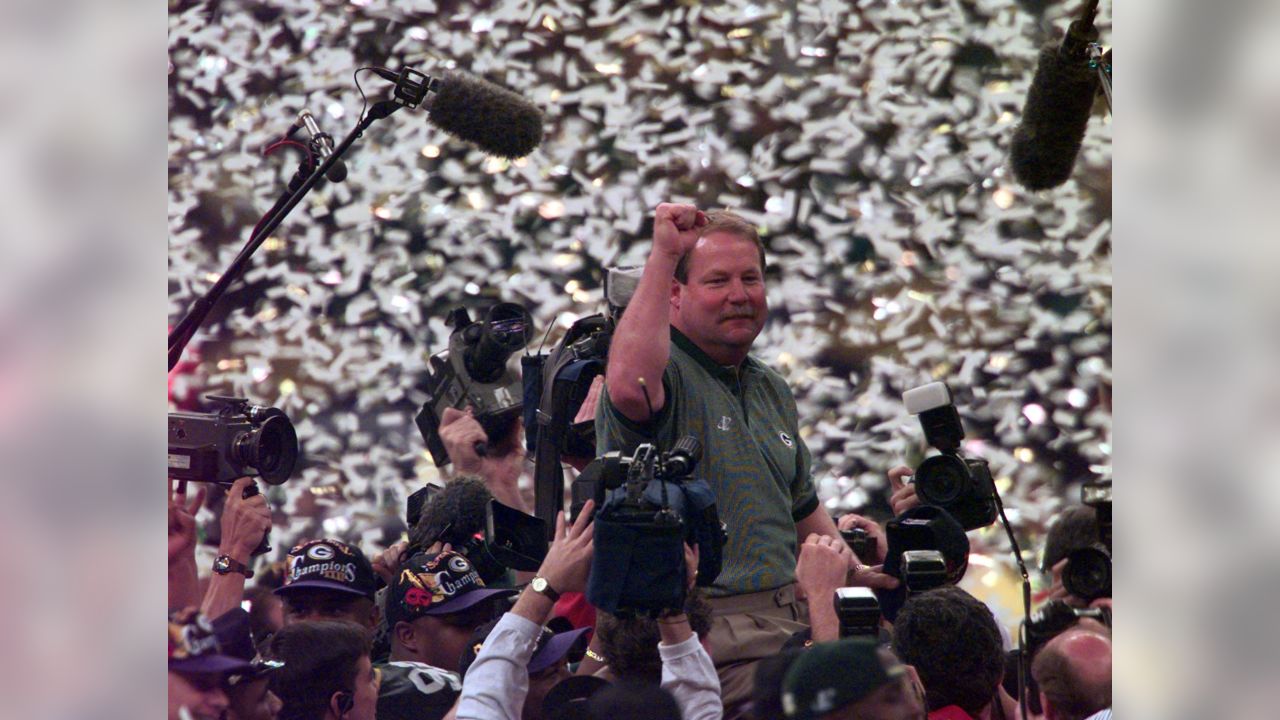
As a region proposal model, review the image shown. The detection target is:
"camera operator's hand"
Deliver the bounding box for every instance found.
[888,465,921,516]
[652,203,708,261]
[513,500,595,625]
[439,407,528,511]
[684,542,700,592]
[168,480,205,564]
[836,513,888,566]
[564,376,606,473]
[372,539,410,585]
[219,477,272,563]
[795,534,853,602]
[1046,557,1091,608]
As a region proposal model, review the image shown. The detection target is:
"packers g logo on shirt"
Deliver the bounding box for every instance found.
[779,431,794,447]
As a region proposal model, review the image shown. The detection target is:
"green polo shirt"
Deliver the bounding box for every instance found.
[596,327,820,598]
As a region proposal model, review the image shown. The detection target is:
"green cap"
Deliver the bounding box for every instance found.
[781,638,906,720]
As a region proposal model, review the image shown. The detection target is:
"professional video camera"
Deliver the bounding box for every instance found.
[903,382,998,530]
[168,395,298,486]
[416,303,533,466]
[584,437,728,617]
[1063,478,1112,601]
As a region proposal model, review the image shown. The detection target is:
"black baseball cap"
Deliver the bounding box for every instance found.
[385,551,515,627]
[781,638,907,720]
[274,538,378,599]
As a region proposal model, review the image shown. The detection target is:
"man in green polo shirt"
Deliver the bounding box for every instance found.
[596,202,844,717]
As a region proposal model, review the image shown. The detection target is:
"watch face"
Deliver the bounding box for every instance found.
[214,557,230,572]
[532,578,547,592]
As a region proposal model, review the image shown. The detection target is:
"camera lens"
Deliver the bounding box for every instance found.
[914,454,970,505]
[465,303,533,383]
[1063,545,1111,601]
[234,414,298,485]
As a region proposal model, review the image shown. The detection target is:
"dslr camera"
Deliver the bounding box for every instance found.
[584,437,728,617]
[416,303,533,466]
[903,382,998,530]
[1064,478,1112,601]
[168,395,298,486]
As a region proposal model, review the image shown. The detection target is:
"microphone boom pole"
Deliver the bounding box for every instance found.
[167,98,404,372]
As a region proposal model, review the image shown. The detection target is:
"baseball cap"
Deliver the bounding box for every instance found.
[168,608,256,676]
[274,538,378,599]
[459,616,592,678]
[385,551,515,627]
[781,638,906,720]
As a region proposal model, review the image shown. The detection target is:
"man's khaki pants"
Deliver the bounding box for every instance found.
[706,584,809,720]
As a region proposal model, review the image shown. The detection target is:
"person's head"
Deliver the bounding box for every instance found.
[246,584,285,645]
[891,586,1005,717]
[460,617,592,720]
[750,648,806,720]
[670,210,768,365]
[1032,628,1112,720]
[541,675,611,720]
[595,590,713,684]
[781,638,924,720]
[385,550,514,671]
[168,609,256,720]
[1041,505,1099,576]
[585,680,682,720]
[275,539,380,629]
[211,607,285,720]
[268,621,379,720]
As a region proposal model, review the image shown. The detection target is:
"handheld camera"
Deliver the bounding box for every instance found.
[903,382,997,530]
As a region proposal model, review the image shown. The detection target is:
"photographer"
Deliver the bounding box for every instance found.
[1031,626,1112,720]
[598,203,840,714]
[1041,505,1105,607]
[891,587,1008,720]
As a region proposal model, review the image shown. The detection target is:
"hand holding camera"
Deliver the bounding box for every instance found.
[887,466,921,517]
[168,479,206,564]
[219,477,273,562]
[837,513,888,565]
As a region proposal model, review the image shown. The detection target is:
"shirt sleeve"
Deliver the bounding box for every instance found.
[455,612,542,720]
[596,363,680,454]
[658,634,723,720]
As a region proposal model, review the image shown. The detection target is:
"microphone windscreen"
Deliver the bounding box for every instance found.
[1009,43,1100,191]
[428,71,544,159]
[410,476,493,547]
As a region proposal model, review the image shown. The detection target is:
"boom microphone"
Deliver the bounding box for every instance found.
[1009,0,1103,190]
[374,68,544,159]
[298,110,348,183]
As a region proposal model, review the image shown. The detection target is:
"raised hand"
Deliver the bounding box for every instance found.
[651,203,708,261]
[220,477,272,562]
[169,479,206,564]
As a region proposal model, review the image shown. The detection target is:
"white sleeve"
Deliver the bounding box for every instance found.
[658,634,723,720]
[455,612,542,720]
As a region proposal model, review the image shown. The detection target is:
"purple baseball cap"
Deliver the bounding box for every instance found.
[168,609,256,676]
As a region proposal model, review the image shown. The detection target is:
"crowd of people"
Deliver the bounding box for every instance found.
[169,205,1112,720]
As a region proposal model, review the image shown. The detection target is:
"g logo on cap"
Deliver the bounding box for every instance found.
[307,543,336,561]
[448,555,471,574]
